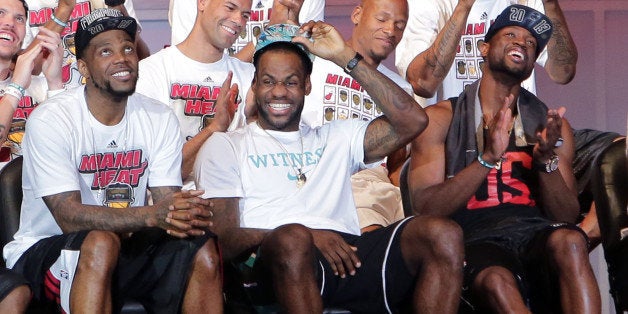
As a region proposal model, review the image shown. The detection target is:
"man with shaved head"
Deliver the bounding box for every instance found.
[302,0,414,233]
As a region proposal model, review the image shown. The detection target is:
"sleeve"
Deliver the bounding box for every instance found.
[147,108,184,187]
[194,133,244,199]
[22,111,81,198]
[395,0,450,79]
[299,0,325,23]
[169,0,197,45]
[136,56,169,103]
[21,25,35,49]
[123,0,143,29]
[335,119,374,172]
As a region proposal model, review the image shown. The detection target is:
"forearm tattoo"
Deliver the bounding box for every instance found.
[549,19,577,66]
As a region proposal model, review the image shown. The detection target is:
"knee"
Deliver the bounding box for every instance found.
[194,238,221,280]
[406,217,464,258]
[261,224,314,260]
[546,228,589,257]
[80,231,121,270]
[474,266,520,296]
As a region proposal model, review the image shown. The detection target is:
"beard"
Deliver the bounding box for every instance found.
[487,52,534,82]
[257,102,303,131]
[93,77,137,98]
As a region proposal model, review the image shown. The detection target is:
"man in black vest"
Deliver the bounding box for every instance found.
[407,5,601,312]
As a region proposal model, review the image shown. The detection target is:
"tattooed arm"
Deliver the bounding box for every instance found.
[43,186,209,237]
[540,0,578,84]
[208,197,268,260]
[294,21,428,164]
[405,0,475,98]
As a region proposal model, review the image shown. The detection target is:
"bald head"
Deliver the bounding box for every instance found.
[350,0,408,65]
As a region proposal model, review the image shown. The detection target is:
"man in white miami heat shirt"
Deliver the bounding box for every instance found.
[301,0,413,232]
[137,0,258,188]
[169,0,324,61]
[24,0,149,88]
[4,10,222,313]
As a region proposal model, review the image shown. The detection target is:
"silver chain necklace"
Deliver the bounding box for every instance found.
[256,121,307,188]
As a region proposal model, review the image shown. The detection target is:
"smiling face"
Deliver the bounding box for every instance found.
[481,26,537,82]
[253,49,311,132]
[78,30,138,98]
[351,0,408,65]
[0,0,26,61]
[199,0,251,54]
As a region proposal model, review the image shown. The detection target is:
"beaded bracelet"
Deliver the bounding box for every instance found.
[3,85,23,109]
[477,153,497,169]
[50,14,67,28]
[8,82,25,96]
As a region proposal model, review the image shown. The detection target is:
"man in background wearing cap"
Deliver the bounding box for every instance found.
[3,9,223,313]
[300,0,413,233]
[194,21,464,313]
[396,0,577,106]
[407,6,600,312]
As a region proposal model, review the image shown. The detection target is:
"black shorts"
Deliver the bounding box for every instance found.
[0,267,28,302]
[13,228,215,313]
[462,222,587,312]
[230,218,415,314]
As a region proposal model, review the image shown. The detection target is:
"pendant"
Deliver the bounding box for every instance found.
[296,170,307,188]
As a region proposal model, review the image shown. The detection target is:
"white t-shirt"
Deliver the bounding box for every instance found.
[302,57,414,127]
[24,0,140,88]
[195,120,372,235]
[169,0,326,49]
[0,76,49,168]
[3,86,183,268]
[137,46,254,140]
[395,0,547,106]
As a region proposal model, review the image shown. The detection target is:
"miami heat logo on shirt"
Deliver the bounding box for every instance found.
[78,149,148,207]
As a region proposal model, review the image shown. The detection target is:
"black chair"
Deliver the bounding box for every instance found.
[592,139,628,312]
[0,157,146,314]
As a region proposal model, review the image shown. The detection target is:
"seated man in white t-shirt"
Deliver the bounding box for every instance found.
[194,21,464,313]
[4,10,222,313]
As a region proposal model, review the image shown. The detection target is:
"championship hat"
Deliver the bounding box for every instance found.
[254,24,314,61]
[75,8,137,59]
[485,5,553,57]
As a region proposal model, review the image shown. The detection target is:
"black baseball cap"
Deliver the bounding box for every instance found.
[485,5,553,58]
[75,8,137,59]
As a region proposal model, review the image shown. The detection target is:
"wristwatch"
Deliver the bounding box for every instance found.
[537,154,559,173]
[343,52,363,74]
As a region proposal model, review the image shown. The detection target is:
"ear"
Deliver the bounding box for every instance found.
[77,58,90,80]
[304,76,312,96]
[479,40,489,58]
[350,5,363,25]
[198,0,209,12]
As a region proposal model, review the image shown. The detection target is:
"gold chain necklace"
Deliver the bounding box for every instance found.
[256,122,307,188]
